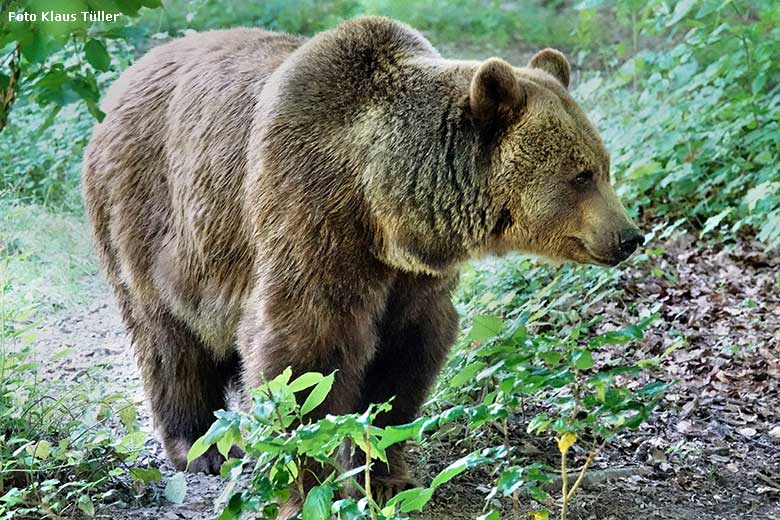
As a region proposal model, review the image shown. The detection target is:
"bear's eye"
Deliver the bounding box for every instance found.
[573,170,594,187]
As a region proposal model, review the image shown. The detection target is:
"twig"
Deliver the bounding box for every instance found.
[560,447,569,520]
[501,418,520,520]
[543,466,651,492]
[565,440,605,502]
[756,472,780,490]
[364,423,376,520]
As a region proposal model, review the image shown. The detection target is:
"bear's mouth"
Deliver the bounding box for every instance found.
[573,238,624,267]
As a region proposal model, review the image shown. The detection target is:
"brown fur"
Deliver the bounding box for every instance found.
[82,16,639,497]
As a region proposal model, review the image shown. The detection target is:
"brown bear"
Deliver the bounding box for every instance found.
[82,15,641,499]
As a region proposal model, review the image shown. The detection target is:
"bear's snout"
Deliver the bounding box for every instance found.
[617,228,644,261]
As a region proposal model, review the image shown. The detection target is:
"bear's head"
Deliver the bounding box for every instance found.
[475,49,643,266]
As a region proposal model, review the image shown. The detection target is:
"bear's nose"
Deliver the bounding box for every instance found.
[618,228,644,259]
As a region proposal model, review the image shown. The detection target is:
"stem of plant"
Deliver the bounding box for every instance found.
[501,418,520,520]
[560,448,568,520]
[364,423,377,520]
[566,441,605,502]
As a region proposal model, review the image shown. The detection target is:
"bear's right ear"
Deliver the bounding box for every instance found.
[469,58,526,125]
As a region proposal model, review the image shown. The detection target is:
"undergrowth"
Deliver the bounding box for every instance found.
[0,0,777,518]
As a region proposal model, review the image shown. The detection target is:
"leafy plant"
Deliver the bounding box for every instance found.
[189,252,667,519]
[0,253,152,518]
[0,0,162,132]
[577,0,780,248]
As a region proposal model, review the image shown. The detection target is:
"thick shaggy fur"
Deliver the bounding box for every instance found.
[83,16,639,495]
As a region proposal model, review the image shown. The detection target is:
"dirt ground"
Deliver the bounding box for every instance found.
[32,233,780,519]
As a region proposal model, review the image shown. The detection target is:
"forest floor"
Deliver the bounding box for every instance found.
[29,232,780,520]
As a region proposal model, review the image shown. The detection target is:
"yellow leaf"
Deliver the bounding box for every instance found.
[557,432,577,454]
[26,440,51,460]
[528,510,549,520]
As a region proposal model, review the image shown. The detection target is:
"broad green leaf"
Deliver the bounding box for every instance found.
[220,457,243,480]
[527,413,553,434]
[386,487,434,513]
[430,450,493,489]
[668,0,697,26]
[130,467,163,484]
[300,373,335,416]
[700,208,732,237]
[469,315,504,341]
[164,473,188,504]
[752,73,767,95]
[216,428,234,458]
[571,350,594,370]
[378,418,426,450]
[449,361,486,388]
[78,494,95,517]
[588,325,644,348]
[84,39,111,71]
[116,431,145,459]
[289,372,324,393]
[119,404,137,429]
[302,485,333,520]
[187,436,211,465]
[25,440,51,460]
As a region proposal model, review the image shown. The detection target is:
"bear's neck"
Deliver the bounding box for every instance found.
[352,58,498,273]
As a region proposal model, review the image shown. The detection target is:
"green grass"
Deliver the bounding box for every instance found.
[0,202,97,319]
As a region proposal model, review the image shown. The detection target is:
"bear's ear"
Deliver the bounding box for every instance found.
[528,48,570,89]
[469,58,526,124]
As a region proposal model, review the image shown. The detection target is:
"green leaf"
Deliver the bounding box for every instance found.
[164,473,188,504]
[187,436,211,466]
[289,372,324,393]
[25,440,51,460]
[430,450,493,489]
[386,487,434,513]
[119,403,137,429]
[220,457,243,479]
[78,494,95,517]
[84,39,111,71]
[116,431,145,460]
[477,510,500,520]
[449,361,486,388]
[541,351,563,366]
[217,428,234,459]
[668,0,697,26]
[130,467,163,484]
[588,325,644,348]
[752,73,767,95]
[378,418,426,450]
[571,350,594,370]
[300,372,334,416]
[527,413,553,434]
[700,207,732,238]
[302,485,333,520]
[469,315,504,341]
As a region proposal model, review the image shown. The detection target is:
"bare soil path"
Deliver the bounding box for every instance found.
[32,234,780,519]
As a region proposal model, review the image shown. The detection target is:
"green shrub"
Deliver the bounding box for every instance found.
[0,254,151,518]
[577,0,780,247]
[193,251,667,519]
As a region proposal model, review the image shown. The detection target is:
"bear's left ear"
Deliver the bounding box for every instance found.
[529,48,570,89]
[470,57,526,124]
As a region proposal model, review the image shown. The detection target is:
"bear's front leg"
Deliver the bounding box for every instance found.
[355,272,460,503]
[237,273,392,511]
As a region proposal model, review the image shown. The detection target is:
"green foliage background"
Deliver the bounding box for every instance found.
[1,0,778,518]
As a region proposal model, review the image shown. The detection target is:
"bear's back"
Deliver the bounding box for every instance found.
[83,28,307,350]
